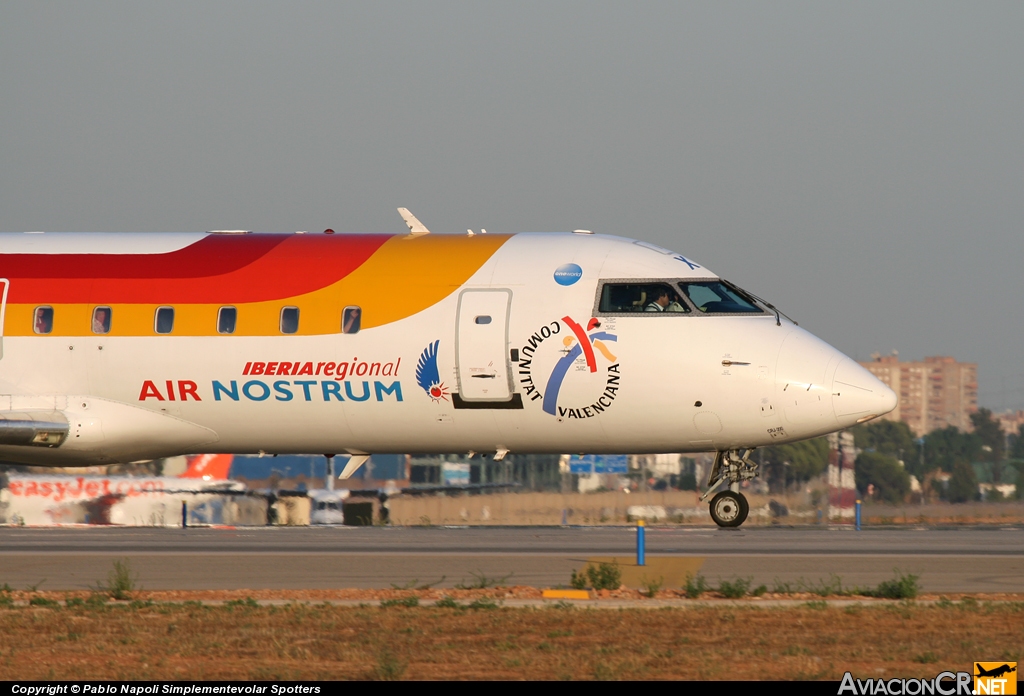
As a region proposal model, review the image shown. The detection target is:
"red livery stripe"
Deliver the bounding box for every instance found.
[2,234,391,304]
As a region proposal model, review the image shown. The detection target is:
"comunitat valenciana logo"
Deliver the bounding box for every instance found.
[837,663,1017,696]
[516,316,619,419]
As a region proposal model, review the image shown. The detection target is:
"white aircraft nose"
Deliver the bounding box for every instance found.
[832,359,898,425]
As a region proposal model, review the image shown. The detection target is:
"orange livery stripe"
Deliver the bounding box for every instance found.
[2,233,511,336]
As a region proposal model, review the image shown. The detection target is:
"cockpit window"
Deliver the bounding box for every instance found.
[677,281,763,314]
[598,283,690,313]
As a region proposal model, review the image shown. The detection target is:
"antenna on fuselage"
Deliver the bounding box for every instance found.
[397,208,430,235]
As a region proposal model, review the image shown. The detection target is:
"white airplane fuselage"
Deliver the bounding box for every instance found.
[0,230,897,468]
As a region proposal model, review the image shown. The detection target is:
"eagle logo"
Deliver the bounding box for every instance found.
[416,340,449,402]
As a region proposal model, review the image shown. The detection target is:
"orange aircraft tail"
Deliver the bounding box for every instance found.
[180,454,234,480]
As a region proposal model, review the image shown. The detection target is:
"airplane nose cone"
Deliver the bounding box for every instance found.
[832,359,898,424]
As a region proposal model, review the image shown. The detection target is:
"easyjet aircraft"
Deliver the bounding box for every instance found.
[0,210,896,526]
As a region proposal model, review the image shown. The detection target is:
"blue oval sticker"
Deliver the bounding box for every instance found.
[553,263,583,286]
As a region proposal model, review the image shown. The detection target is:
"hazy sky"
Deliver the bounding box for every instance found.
[2,2,1022,410]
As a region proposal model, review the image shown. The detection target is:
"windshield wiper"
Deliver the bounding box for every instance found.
[722,280,797,327]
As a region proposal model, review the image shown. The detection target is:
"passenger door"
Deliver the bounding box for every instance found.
[455,289,513,402]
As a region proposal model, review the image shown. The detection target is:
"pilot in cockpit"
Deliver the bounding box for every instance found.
[645,288,671,312]
[646,287,687,312]
[666,291,686,312]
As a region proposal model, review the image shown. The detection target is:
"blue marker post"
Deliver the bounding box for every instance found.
[855,500,862,531]
[636,519,646,566]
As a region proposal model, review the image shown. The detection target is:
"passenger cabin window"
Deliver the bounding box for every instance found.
[92,306,112,334]
[33,306,53,334]
[218,306,237,334]
[154,307,174,334]
[342,306,361,334]
[280,307,300,334]
[598,283,690,313]
[475,315,492,324]
[677,281,763,314]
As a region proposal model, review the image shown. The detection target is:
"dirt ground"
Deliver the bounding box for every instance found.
[0,590,1021,680]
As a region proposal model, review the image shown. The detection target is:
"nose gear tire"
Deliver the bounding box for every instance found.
[709,491,749,528]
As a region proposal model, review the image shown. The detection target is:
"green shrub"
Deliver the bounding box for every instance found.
[372,648,406,680]
[29,596,60,608]
[467,598,499,610]
[86,593,108,608]
[640,576,664,598]
[225,593,260,605]
[684,573,709,599]
[772,579,794,594]
[97,559,138,600]
[455,571,513,590]
[800,574,845,597]
[380,596,419,608]
[570,561,621,590]
[986,488,1005,502]
[870,570,919,599]
[718,577,753,599]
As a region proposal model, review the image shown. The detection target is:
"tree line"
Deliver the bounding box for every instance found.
[755,408,1024,503]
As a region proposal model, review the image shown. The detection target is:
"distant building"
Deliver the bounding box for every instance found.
[996,410,1024,437]
[230,454,409,491]
[861,352,978,437]
[407,453,562,491]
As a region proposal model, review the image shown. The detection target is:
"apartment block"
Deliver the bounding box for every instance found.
[860,353,978,437]
[997,410,1024,436]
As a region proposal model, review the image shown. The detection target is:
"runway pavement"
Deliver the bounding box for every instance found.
[1,525,1022,593]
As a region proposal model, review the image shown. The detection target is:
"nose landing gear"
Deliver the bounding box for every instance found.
[708,490,749,527]
[701,449,759,528]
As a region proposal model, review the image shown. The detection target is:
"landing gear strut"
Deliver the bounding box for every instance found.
[701,449,759,528]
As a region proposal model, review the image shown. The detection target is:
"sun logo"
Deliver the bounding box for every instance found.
[416,340,449,402]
